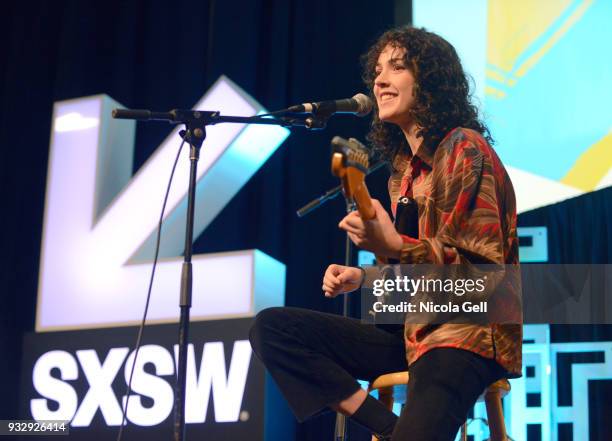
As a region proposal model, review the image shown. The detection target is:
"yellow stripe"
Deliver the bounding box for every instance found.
[515,0,593,78]
[486,68,508,84]
[485,86,506,99]
[560,129,612,191]
[486,68,519,88]
[487,0,572,73]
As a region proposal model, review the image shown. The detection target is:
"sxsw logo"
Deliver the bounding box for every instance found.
[28,78,289,431]
[31,341,252,427]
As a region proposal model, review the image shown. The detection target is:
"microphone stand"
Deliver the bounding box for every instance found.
[296,160,385,441]
[112,107,329,441]
[333,196,355,441]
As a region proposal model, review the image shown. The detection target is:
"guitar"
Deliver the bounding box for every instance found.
[330,136,376,220]
[331,136,406,328]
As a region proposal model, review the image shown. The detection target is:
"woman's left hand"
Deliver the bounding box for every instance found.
[338,199,403,259]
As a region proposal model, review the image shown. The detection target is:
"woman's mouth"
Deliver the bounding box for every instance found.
[379,92,397,103]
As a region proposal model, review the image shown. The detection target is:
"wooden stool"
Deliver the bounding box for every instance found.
[368,372,510,441]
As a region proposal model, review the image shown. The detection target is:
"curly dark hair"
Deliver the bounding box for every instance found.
[362,26,493,165]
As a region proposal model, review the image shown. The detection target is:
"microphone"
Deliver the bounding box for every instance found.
[287,93,372,117]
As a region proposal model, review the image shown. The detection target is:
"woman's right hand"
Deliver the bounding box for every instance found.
[322,264,364,298]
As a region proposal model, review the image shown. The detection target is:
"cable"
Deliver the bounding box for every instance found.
[116,137,187,441]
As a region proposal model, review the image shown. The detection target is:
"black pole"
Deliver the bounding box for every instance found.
[342,198,355,317]
[334,197,356,441]
[174,127,204,441]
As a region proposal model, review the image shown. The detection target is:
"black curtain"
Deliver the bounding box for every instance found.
[0,0,396,439]
[1,1,610,439]
[518,186,612,265]
[518,186,612,341]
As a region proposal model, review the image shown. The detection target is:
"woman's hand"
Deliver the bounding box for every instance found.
[338,199,403,259]
[322,265,364,298]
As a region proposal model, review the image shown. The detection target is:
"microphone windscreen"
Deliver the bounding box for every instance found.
[112,109,151,120]
[352,93,373,117]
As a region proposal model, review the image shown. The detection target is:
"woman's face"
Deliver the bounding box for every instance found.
[373,44,416,128]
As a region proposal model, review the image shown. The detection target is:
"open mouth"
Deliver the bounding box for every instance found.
[378,92,397,103]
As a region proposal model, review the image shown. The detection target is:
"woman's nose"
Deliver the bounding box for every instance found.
[375,70,389,87]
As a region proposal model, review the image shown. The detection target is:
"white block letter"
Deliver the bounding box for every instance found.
[31,350,79,421]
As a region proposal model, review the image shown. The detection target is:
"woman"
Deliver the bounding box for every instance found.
[250,26,521,441]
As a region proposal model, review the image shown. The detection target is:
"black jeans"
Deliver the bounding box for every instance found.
[249,307,506,441]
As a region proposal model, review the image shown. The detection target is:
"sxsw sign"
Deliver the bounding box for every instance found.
[20,319,286,440]
[31,341,252,427]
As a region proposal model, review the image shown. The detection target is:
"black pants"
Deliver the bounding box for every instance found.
[249,307,506,441]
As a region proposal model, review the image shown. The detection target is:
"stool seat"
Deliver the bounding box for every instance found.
[480,378,511,401]
[368,372,409,391]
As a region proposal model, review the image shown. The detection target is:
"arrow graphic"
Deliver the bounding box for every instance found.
[37,76,288,331]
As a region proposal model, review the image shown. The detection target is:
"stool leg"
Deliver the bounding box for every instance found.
[377,386,394,411]
[460,422,468,441]
[484,390,507,441]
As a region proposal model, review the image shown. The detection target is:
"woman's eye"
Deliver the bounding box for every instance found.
[392,64,405,71]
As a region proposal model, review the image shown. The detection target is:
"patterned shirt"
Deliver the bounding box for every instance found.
[388,127,522,377]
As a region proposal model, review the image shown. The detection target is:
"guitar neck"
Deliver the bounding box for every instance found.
[349,177,376,220]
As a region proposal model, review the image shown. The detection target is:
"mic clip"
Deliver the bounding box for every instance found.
[304,115,328,130]
[276,113,329,130]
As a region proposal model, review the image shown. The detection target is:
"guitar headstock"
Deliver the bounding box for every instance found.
[331,136,370,175]
[330,136,376,220]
